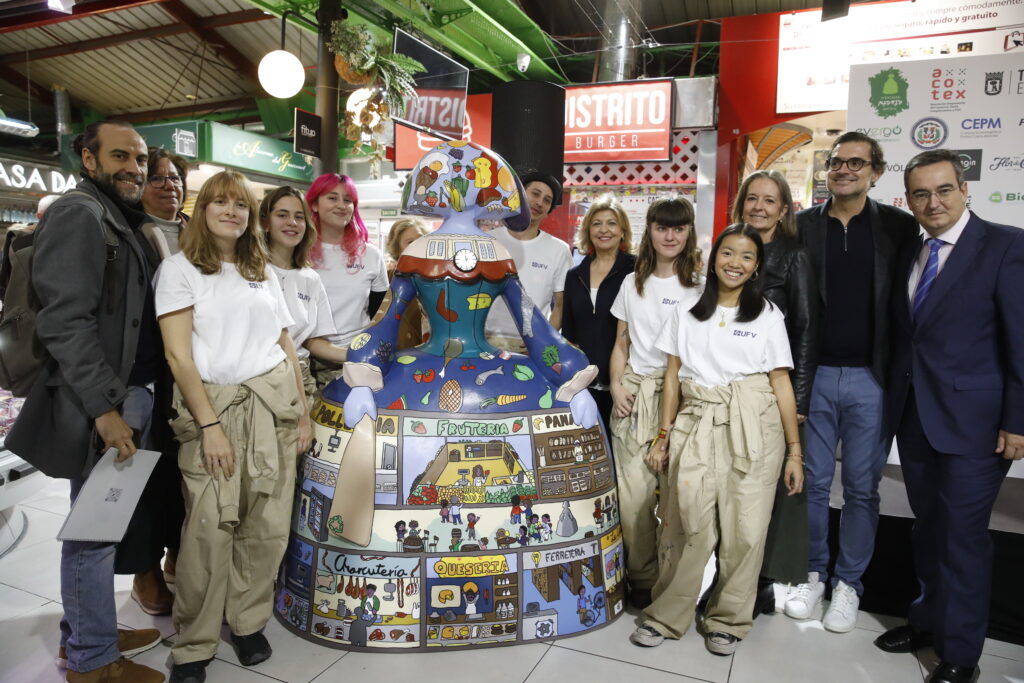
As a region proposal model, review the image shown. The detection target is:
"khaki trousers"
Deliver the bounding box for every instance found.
[642,374,784,640]
[170,362,300,664]
[609,365,664,590]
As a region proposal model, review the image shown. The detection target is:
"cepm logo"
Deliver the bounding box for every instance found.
[911,117,947,150]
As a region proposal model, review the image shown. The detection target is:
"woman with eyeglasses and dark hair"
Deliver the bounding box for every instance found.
[140,147,189,257]
[630,224,803,656]
[305,173,389,387]
[115,146,191,617]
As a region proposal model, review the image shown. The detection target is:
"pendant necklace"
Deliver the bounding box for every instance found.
[718,308,727,328]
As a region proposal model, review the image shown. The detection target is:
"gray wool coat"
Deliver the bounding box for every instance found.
[7,176,157,479]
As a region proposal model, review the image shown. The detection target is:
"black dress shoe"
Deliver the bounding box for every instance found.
[230,630,272,666]
[751,579,776,620]
[928,661,978,683]
[874,624,934,653]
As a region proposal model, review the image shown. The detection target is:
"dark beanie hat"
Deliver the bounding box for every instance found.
[519,170,563,209]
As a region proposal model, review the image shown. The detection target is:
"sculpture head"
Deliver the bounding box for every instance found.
[401,140,529,233]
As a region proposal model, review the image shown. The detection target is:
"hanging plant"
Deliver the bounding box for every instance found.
[328,21,425,177]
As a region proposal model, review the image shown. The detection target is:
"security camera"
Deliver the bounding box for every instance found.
[516,53,531,73]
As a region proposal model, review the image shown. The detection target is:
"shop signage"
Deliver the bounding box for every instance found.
[777,0,1017,113]
[394,93,492,170]
[0,158,77,194]
[564,79,673,162]
[207,121,314,183]
[294,108,321,158]
[137,122,200,159]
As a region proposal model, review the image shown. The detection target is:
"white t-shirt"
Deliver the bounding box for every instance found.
[270,264,337,359]
[611,273,703,375]
[155,252,293,385]
[486,226,572,336]
[655,301,792,387]
[315,242,389,346]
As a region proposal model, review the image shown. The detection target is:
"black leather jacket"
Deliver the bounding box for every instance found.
[762,235,818,415]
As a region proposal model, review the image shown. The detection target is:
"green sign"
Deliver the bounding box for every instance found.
[137,122,200,158]
[204,121,314,183]
[868,68,910,120]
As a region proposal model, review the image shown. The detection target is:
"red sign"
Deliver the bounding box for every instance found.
[563,79,674,162]
[394,93,492,170]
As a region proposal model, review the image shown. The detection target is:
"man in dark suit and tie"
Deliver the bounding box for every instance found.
[875,149,1024,683]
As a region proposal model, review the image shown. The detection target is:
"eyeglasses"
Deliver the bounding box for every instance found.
[827,157,869,172]
[147,175,182,188]
[908,186,959,206]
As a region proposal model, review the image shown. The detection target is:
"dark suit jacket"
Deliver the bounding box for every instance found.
[797,198,918,386]
[8,177,157,478]
[888,212,1024,454]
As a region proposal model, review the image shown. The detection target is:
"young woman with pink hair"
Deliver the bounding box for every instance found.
[305,173,389,387]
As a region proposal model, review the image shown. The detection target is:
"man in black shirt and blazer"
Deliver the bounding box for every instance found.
[784,132,917,633]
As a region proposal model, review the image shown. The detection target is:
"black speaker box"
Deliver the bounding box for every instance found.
[491,81,566,181]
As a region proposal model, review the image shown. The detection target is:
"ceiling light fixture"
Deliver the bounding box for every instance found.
[258,9,319,99]
[0,114,40,138]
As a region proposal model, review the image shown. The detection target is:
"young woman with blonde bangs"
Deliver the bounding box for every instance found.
[607,197,702,610]
[156,171,311,683]
[260,186,347,401]
[373,217,429,350]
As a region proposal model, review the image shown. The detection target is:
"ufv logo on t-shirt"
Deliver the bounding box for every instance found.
[661,298,679,305]
[531,262,549,269]
[248,282,264,290]
[297,292,312,302]
[733,330,757,338]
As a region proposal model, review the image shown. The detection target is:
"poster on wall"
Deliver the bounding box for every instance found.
[847,53,1022,227]
[777,0,1022,113]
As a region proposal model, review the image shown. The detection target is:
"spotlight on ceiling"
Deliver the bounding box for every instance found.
[0,115,40,138]
[47,0,76,14]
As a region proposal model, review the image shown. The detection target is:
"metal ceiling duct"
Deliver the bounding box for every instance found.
[53,85,72,138]
[594,0,643,82]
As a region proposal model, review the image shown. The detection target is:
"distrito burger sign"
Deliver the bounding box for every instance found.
[564,78,674,162]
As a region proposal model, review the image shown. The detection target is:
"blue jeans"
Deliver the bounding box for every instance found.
[59,385,154,672]
[805,366,888,595]
[60,476,120,672]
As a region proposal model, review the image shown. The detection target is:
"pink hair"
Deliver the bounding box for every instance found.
[306,173,368,267]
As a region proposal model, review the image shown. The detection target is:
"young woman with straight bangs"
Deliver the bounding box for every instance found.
[630,224,804,657]
[607,197,702,610]
[156,171,311,683]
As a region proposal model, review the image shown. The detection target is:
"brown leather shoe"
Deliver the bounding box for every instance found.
[65,656,164,682]
[132,567,173,616]
[163,551,177,586]
[58,628,162,666]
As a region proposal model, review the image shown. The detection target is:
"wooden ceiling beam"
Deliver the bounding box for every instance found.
[160,0,258,83]
[115,96,255,122]
[0,0,164,34]
[0,9,271,64]
[0,62,53,103]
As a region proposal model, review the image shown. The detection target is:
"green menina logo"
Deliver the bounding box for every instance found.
[989,191,1002,203]
[868,68,910,119]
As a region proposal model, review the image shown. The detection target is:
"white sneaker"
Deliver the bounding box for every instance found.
[784,572,825,620]
[823,580,859,633]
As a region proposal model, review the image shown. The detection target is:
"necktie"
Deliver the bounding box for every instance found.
[912,237,944,320]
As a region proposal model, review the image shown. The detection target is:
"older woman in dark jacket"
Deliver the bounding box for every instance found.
[561,197,637,431]
[732,169,818,612]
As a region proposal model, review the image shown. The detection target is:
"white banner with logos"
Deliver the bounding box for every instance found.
[777,0,1024,113]
[847,53,1022,227]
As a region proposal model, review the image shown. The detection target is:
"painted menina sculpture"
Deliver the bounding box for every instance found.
[275,141,625,650]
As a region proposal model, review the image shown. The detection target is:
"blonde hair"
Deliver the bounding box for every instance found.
[260,186,316,269]
[731,170,797,239]
[181,170,268,281]
[577,197,632,256]
[386,218,428,261]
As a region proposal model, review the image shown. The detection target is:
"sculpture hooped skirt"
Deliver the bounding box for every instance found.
[274,384,626,651]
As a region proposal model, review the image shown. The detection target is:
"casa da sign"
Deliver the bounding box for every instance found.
[0,158,78,194]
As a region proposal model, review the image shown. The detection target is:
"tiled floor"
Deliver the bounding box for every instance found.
[2,477,1022,683]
